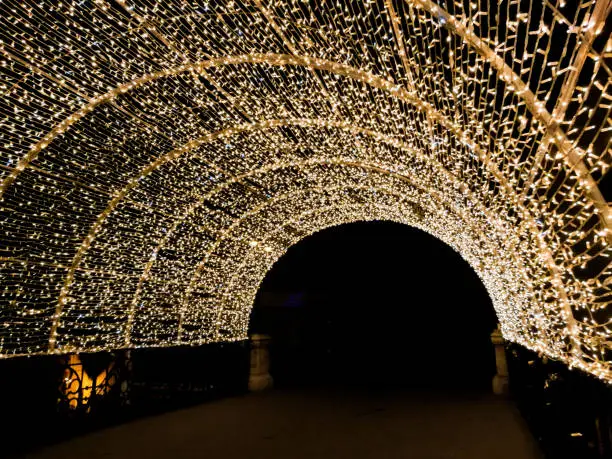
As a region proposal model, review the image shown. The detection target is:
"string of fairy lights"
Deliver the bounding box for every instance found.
[0,0,610,381]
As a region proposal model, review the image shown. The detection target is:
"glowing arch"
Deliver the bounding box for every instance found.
[219,206,502,336]
[0,0,610,382]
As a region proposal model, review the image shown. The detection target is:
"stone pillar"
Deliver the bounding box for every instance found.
[491,325,509,396]
[249,334,273,392]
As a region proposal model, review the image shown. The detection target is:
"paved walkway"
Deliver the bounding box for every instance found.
[24,389,543,459]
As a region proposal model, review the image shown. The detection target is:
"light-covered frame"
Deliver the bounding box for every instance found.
[0,0,610,382]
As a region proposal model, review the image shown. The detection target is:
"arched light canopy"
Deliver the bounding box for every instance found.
[0,0,610,382]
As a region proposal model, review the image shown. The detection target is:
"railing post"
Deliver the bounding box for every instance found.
[491,325,509,395]
[248,334,273,391]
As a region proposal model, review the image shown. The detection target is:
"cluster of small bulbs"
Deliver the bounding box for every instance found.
[0,0,610,381]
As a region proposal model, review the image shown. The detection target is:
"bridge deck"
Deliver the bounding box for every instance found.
[24,389,543,459]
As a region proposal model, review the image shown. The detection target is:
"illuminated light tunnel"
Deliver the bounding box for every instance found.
[0,0,610,383]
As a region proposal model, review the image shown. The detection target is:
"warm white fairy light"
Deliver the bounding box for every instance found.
[0,0,610,382]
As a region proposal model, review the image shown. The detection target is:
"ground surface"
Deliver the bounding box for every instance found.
[24,389,543,459]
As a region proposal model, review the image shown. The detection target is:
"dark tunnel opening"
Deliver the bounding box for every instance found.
[249,220,498,391]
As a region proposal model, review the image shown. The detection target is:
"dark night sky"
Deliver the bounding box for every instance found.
[251,220,498,390]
